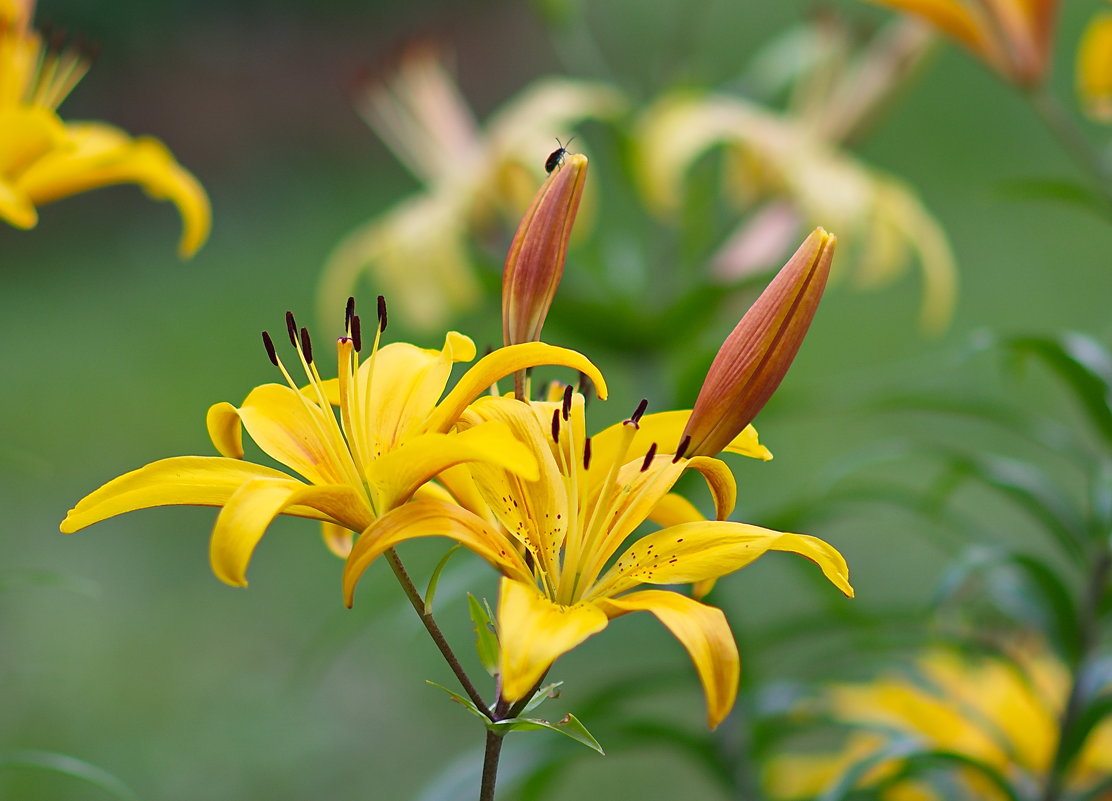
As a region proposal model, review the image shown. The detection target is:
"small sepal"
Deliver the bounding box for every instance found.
[485,712,604,755]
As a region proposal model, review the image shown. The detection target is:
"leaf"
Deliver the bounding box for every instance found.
[467,593,500,676]
[487,713,605,754]
[520,682,565,715]
[423,544,462,614]
[1004,333,1112,450]
[425,681,490,722]
[1055,690,1112,777]
[0,750,141,801]
[995,177,1112,220]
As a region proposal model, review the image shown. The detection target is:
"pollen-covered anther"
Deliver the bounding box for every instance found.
[377,295,388,333]
[562,384,573,421]
[551,409,561,443]
[672,435,691,464]
[261,331,279,367]
[628,398,649,427]
[350,315,362,351]
[299,327,314,364]
[285,311,298,347]
[640,442,658,472]
[583,437,592,470]
[344,296,356,328]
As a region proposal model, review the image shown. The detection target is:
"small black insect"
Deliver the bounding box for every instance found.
[544,136,576,173]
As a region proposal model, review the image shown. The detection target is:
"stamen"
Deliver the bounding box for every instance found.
[583,437,592,470]
[345,296,356,328]
[577,372,593,408]
[640,442,658,472]
[300,327,313,364]
[672,435,691,463]
[261,331,278,367]
[285,311,298,347]
[377,295,388,333]
[629,398,648,426]
[562,384,573,421]
[551,409,561,443]
[350,315,362,352]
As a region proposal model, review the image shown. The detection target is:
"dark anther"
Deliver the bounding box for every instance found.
[583,437,592,470]
[483,344,494,357]
[285,311,298,347]
[577,371,593,408]
[261,331,278,367]
[300,327,314,364]
[672,435,691,463]
[350,315,362,351]
[630,398,649,425]
[551,409,561,443]
[345,296,356,328]
[640,442,658,472]
[377,295,388,333]
[562,384,573,421]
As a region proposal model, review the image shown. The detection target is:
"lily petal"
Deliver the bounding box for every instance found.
[427,342,608,433]
[0,107,66,178]
[592,521,853,599]
[206,401,244,459]
[210,479,368,586]
[498,576,609,702]
[321,521,354,559]
[343,500,533,606]
[1078,11,1112,121]
[590,411,771,470]
[366,421,540,510]
[596,590,739,729]
[865,0,997,62]
[17,122,211,257]
[60,456,314,534]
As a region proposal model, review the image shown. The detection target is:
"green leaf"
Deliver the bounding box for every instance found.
[1004,333,1112,449]
[520,682,565,715]
[1055,690,1112,777]
[425,681,490,722]
[423,544,461,614]
[0,750,141,801]
[467,593,500,676]
[487,713,605,754]
[995,177,1112,220]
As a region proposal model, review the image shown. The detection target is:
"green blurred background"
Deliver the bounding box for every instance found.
[3,0,1110,798]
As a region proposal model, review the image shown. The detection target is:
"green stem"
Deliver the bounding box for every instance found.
[479,697,511,801]
[384,548,494,720]
[1027,86,1112,209]
[1039,549,1112,801]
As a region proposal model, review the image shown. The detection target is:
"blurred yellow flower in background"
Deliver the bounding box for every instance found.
[0,0,210,256]
[320,44,623,331]
[634,18,956,332]
[765,644,1112,801]
[864,0,1060,86]
[61,298,607,587]
[1078,5,1112,122]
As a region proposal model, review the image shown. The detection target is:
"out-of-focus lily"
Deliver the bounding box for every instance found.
[635,17,955,332]
[61,296,607,586]
[0,0,209,256]
[864,0,1059,86]
[764,644,1112,800]
[342,231,853,729]
[1078,6,1112,122]
[320,45,623,330]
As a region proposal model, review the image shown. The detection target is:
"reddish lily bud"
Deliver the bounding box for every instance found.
[502,153,588,347]
[681,228,835,458]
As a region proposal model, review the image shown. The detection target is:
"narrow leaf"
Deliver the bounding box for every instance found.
[487,713,605,754]
[467,593,500,676]
[521,682,564,715]
[423,544,462,614]
[0,750,141,801]
[425,681,490,721]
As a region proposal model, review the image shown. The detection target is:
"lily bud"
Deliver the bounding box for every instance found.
[502,152,588,347]
[681,228,835,458]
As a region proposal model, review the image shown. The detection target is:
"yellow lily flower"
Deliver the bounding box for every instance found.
[1078,6,1112,122]
[343,231,853,729]
[61,297,607,586]
[863,0,1059,86]
[764,644,1112,800]
[0,0,209,256]
[320,44,623,330]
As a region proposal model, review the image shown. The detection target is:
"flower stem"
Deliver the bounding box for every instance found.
[384,547,494,720]
[1039,548,1112,801]
[479,698,510,801]
[1027,86,1112,211]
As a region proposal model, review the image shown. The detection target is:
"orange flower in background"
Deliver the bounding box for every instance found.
[864,0,1060,86]
[0,0,209,256]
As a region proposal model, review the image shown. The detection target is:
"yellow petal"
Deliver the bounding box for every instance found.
[590,410,772,469]
[234,383,356,488]
[210,479,367,586]
[646,494,719,598]
[497,577,609,702]
[321,521,354,558]
[1078,12,1112,121]
[596,590,739,729]
[366,422,539,511]
[17,122,211,257]
[427,342,608,433]
[0,107,66,178]
[60,456,309,533]
[206,401,244,459]
[0,176,35,228]
[593,521,853,599]
[343,500,533,606]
